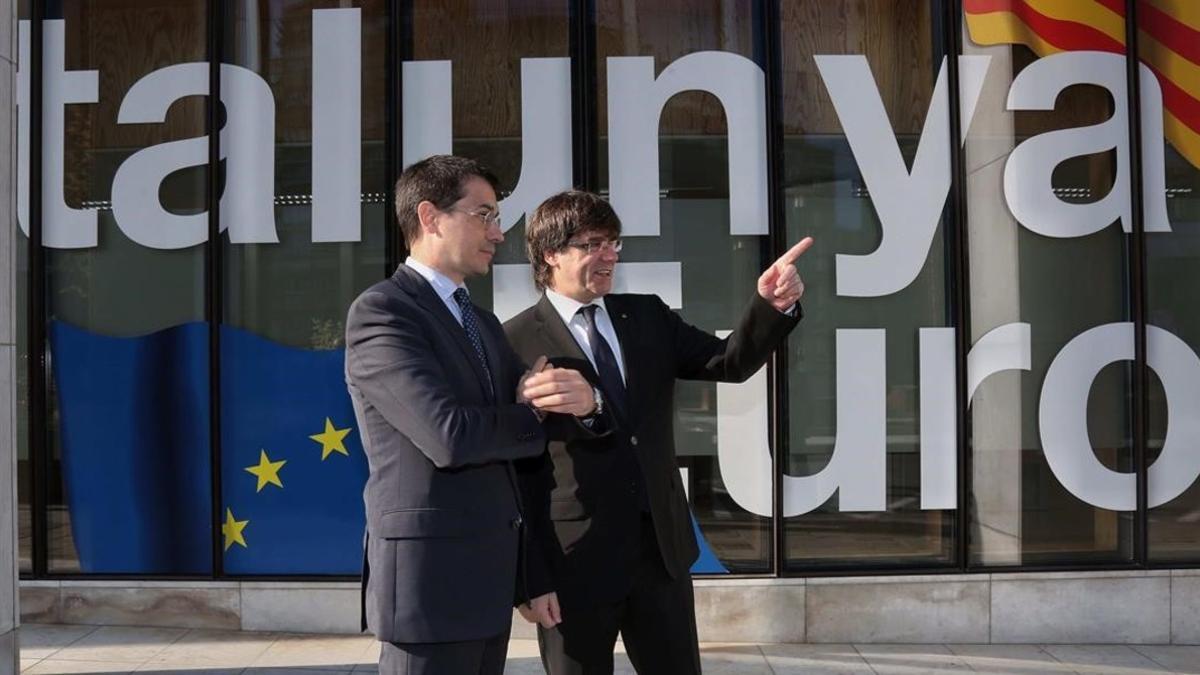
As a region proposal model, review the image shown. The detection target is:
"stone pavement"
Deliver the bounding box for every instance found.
[13,624,1200,674]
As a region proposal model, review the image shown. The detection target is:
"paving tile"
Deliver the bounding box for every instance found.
[133,662,241,667]
[52,626,186,664]
[248,634,376,671]
[141,629,278,668]
[946,644,1076,673]
[694,644,772,674]
[760,643,874,674]
[1131,645,1200,674]
[1040,645,1169,673]
[23,659,137,674]
[18,624,98,660]
[25,627,1200,675]
[854,644,974,673]
[502,658,545,675]
[611,640,634,674]
[242,669,351,675]
[351,640,381,672]
[504,639,539,659]
[498,638,542,674]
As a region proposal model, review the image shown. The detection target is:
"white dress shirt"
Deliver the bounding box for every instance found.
[544,289,627,384]
[406,256,467,326]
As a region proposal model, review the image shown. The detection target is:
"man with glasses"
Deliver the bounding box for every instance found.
[345,157,601,674]
[504,190,812,674]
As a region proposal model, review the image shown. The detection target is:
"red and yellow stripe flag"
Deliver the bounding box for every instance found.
[964,0,1200,169]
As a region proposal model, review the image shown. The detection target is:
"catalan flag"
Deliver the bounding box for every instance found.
[964,0,1200,169]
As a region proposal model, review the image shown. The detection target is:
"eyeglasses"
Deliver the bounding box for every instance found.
[450,207,502,228]
[565,239,623,254]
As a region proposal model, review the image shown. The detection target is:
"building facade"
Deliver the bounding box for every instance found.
[14,0,1200,642]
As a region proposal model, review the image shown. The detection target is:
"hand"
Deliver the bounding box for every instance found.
[756,237,813,313]
[523,366,597,417]
[518,592,561,628]
[517,355,550,405]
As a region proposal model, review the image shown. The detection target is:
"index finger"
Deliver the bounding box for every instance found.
[776,237,814,267]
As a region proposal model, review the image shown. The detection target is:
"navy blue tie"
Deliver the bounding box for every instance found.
[578,305,629,422]
[452,288,494,398]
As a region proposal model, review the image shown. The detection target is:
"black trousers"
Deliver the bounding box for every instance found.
[379,628,510,675]
[537,515,702,675]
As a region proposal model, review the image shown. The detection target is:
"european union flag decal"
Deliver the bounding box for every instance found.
[52,321,731,576]
[220,326,367,574]
[690,516,729,574]
[50,320,212,574]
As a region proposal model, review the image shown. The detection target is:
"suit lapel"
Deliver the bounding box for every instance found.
[392,265,494,401]
[533,295,596,379]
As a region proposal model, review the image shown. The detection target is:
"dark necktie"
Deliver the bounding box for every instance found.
[452,287,494,398]
[578,305,628,422]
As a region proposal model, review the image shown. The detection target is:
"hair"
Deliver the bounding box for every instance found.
[393,155,500,247]
[525,190,622,291]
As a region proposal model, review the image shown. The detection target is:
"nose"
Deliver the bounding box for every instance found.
[600,246,619,261]
[487,222,504,243]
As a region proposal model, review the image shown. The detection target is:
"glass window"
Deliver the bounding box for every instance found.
[220,0,387,575]
[16,0,31,575]
[1140,1,1200,563]
[44,0,212,573]
[962,1,1134,565]
[410,0,570,309]
[781,0,956,569]
[597,0,771,574]
[16,231,29,573]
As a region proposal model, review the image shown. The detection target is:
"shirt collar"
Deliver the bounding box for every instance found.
[545,288,608,326]
[406,256,465,303]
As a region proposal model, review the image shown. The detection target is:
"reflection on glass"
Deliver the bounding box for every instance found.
[962,3,1133,565]
[411,0,570,308]
[597,0,770,574]
[1142,0,1200,561]
[219,1,386,574]
[781,0,955,569]
[43,0,212,573]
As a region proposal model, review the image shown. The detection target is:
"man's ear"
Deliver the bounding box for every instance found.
[543,249,560,272]
[416,201,440,237]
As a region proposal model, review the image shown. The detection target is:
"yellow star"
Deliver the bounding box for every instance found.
[244,449,286,492]
[222,508,248,551]
[310,417,352,460]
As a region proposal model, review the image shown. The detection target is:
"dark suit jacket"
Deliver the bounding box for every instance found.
[344,264,545,643]
[503,292,801,610]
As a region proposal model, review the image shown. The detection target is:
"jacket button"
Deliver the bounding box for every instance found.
[511,516,523,529]
[630,435,639,446]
